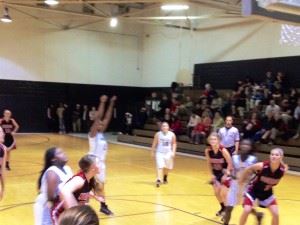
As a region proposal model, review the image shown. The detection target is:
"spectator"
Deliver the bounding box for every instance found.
[269,112,287,144]
[162,108,172,124]
[202,83,218,103]
[89,106,97,127]
[124,112,133,135]
[191,118,210,144]
[265,99,280,116]
[187,112,200,140]
[82,105,89,132]
[170,98,180,117]
[210,95,223,113]
[72,104,81,133]
[170,116,183,136]
[253,111,274,143]
[292,98,300,139]
[47,104,56,132]
[145,92,161,119]
[280,99,292,125]
[211,111,224,132]
[56,103,66,134]
[218,116,240,155]
[289,88,299,111]
[159,93,171,118]
[241,112,261,140]
[184,96,194,115]
[136,107,148,129]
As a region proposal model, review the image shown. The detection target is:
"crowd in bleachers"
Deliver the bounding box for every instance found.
[133,71,300,145]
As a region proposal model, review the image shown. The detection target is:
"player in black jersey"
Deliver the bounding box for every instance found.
[239,148,287,225]
[0,110,19,170]
[205,132,233,217]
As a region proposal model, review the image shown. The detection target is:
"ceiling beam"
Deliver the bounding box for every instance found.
[190,0,240,12]
[2,0,164,4]
[82,0,110,16]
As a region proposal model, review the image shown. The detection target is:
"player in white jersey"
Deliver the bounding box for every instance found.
[34,147,73,225]
[151,122,177,187]
[222,139,263,225]
[88,95,116,215]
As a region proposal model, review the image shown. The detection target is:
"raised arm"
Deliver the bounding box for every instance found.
[46,171,59,202]
[95,95,108,121]
[102,96,117,132]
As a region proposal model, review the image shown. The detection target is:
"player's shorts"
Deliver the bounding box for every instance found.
[156,151,173,169]
[95,161,106,183]
[243,191,277,208]
[4,134,16,150]
[213,171,231,188]
[227,179,243,206]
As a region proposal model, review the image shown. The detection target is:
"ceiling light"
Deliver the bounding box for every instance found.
[44,0,59,6]
[110,17,118,27]
[1,7,12,23]
[161,4,189,11]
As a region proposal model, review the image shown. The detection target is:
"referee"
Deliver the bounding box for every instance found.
[218,116,240,155]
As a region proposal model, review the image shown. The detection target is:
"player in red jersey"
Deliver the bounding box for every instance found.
[51,155,104,225]
[239,148,287,225]
[0,127,7,201]
[0,110,19,170]
[205,132,233,217]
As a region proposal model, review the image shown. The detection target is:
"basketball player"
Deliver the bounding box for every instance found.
[151,122,177,187]
[0,127,7,201]
[34,147,72,225]
[0,110,19,170]
[222,139,263,225]
[239,148,287,225]
[88,95,116,215]
[58,205,99,225]
[53,155,103,225]
[205,132,232,217]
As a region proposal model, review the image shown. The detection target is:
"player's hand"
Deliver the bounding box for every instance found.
[208,176,216,185]
[100,95,108,103]
[11,132,16,136]
[110,96,117,102]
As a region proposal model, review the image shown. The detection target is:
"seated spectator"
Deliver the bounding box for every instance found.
[253,111,274,143]
[250,88,264,109]
[191,116,211,144]
[210,95,223,113]
[170,98,180,116]
[163,108,172,124]
[145,92,161,119]
[241,112,261,140]
[234,86,247,118]
[170,116,183,136]
[289,88,299,111]
[135,107,148,129]
[187,112,200,139]
[211,111,224,132]
[292,98,300,139]
[202,83,218,103]
[265,99,280,116]
[272,88,282,103]
[159,93,171,118]
[280,99,293,125]
[269,112,288,144]
[184,96,194,115]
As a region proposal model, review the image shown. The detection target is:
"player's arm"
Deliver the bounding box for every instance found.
[0,148,7,200]
[239,162,263,185]
[102,96,117,132]
[89,180,105,202]
[171,133,177,157]
[11,119,19,134]
[60,176,85,209]
[46,171,59,202]
[221,148,233,174]
[151,133,158,157]
[90,95,108,137]
[233,130,240,155]
[204,148,214,179]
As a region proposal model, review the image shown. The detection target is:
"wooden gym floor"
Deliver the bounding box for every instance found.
[0,134,300,225]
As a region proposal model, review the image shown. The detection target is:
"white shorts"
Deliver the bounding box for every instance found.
[227,179,242,206]
[34,194,52,225]
[156,152,174,169]
[95,161,106,183]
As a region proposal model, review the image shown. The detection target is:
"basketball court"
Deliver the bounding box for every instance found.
[1,134,300,225]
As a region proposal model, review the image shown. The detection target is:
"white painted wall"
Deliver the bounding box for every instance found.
[142,20,300,87]
[0,16,142,86]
